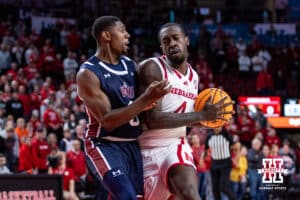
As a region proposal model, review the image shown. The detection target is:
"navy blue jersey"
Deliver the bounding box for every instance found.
[80,55,142,139]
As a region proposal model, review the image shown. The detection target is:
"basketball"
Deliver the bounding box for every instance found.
[194,88,233,128]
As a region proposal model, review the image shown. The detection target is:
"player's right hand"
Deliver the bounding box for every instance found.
[201,96,235,121]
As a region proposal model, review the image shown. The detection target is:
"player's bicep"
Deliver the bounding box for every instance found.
[76,69,111,120]
[137,59,163,95]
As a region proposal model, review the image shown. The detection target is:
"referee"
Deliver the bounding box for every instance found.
[205,127,237,200]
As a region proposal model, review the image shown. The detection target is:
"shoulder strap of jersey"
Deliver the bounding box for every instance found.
[151,56,169,80]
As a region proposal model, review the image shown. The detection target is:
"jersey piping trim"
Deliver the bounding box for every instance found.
[98,60,128,75]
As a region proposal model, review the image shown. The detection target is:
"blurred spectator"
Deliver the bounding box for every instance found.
[18,136,35,173]
[289,51,300,81]
[254,109,267,129]
[29,109,42,134]
[0,133,4,153]
[270,144,281,159]
[18,85,31,119]
[49,152,79,200]
[252,51,264,73]
[0,153,11,174]
[47,133,58,149]
[5,91,23,120]
[258,47,271,70]
[28,73,43,93]
[63,51,78,82]
[60,128,73,152]
[273,70,287,97]
[295,141,300,172]
[64,113,77,134]
[275,0,288,22]
[262,144,270,158]
[14,117,29,144]
[6,62,18,80]
[279,142,296,199]
[0,43,11,74]
[67,26,81,52]
[31,127,50,174]
[39,44,56,78]
[66,138,87,193]
[237,108,255,147]
[11,42,24,66]
[4,127,19,172]
[47,147,60,170]
[230,144,248,200]
[225,118,239,136]
[190,134,210,200]
[74,124,85,151]
[256,65,273,96]
[236,38,246,56]
[23,59,39,84]
[43,100,63,140]
[264,124,280,148]
[238,51,251,78]
[247,138,263,200]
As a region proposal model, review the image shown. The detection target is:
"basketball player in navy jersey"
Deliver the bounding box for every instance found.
[76,16,170,200]
[138,23,234,200]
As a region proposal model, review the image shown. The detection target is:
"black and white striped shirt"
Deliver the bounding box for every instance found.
[205,129,234,168]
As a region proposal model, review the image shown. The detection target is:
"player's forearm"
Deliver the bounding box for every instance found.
[93,95,151,131]
[145,110,205,129]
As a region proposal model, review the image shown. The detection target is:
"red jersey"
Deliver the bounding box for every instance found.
[66,150,86,180]
[31,138,50,170]
[29,92,41,110]
[192,145,209,172]
[23,65,39,80]
[43,108,62,128]
[18,143,34,172]
[52,167,75,191]
[265,135,280,147]
[18,94,31,116]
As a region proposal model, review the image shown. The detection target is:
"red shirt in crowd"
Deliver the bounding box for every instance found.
[18,143,34,172]
[66,150,86,180]
[31,138,50,170]
[43,108,62,129]
[237,115,255,143]
[265,135,281,148]
[23,64,39,81]
[6,69,17,80]
[256,71,273,91]
[192,145,211,172]
[67,31,81,51]
[52,167,75,191]
[29,92,41,111]
[18,93,31,117]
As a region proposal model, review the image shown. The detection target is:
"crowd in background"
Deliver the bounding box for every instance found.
[0,2,300,199]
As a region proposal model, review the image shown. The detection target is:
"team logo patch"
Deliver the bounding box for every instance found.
[120,82,134,98]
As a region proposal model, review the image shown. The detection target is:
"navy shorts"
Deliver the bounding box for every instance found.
[85,138,144,198]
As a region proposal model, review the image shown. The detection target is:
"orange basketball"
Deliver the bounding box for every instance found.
[194,88,233,128]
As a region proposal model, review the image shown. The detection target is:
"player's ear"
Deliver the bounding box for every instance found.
[101,31,111,42]
[185,36,190,46]
[160,45,166,54]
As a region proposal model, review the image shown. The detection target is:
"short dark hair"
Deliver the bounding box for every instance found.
[92,16,121,42]
[158,22,186,43]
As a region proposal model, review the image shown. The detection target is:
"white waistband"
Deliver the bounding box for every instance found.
[101,136,136,142]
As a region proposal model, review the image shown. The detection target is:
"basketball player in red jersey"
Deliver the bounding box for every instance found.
[138,23,234,200]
